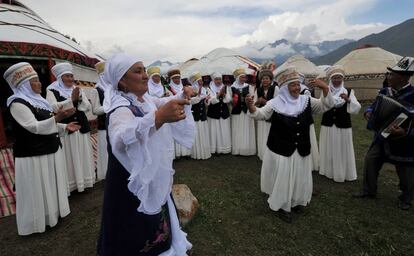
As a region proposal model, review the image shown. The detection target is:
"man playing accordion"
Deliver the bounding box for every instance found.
[354,57,414,211]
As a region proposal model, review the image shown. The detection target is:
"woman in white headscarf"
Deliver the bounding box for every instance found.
[46,62,95,193]
[147,66,172,98]
[167,68,192,158]
[319,65,361,182]
[299,72,320,171]
[4,62,80,235]
[231,68,256,156]
[207,72,232,154]
[97,53,195,255]
[247,66,334,223]
[254,69,279,160]
[189,72,212,160]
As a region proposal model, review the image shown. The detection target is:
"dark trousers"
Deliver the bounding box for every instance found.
[362,141,414,204]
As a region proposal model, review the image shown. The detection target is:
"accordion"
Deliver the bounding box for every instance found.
[369,95,414,138]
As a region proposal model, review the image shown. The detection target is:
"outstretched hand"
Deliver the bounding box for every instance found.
[155,99,190,129]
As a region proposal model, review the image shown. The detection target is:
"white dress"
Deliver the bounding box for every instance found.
[208,86,232,154]
[46,90,95,192]
[90,88,107,181]
[249,93,334,212]
[107,93,195,254]
[190,90,212,160]
[254,87,279,160]
[10,103,70,236]
[231,84,256,156]
[319,89,361,182]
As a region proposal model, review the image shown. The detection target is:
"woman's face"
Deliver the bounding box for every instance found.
[331,75,344,87]
[30,77,42,94]
[61,73,74,88]
[261,76,271,88]
[238,75,247,84]
[288,81,301,98]
[151,74,161,84]
[197,79,203,87]
[214,78,222,86]
[172,76,181,85]
[119,62,148,96]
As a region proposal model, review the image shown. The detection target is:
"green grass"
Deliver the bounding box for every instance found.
[1,106,413,255]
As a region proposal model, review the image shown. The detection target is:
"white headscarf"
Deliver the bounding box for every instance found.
[268,80,309,117]
[147,74,164,98]
[7,80,53,111]
[169,79,183,94]
[210,73,223,94]
[47,73,76,99]
[102,53,141,113]
[329,77,347,108]
[192,80,207,98]
[231,74,249,89]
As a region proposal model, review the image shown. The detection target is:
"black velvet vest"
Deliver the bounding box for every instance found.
[321,88,352,128]
[257,85,276,122]
[231,86,250,114]
[11,99,60,158]
[267,100,313,157]
[207,88,230,120]
[49,89,91,134]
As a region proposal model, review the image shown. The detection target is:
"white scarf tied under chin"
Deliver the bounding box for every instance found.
[268,81,309,117]
[231,75,249,90]
[47,75,75,99]
[329,80,347,107]
[7,81,53,112]
[102,53,141,113]
[210,80,223,95]
[147,75,164,98]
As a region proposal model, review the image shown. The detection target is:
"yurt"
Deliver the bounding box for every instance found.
[181,48,260,78]
[276,55,324,78]
[0,0,100,217]
[333,45,402,100]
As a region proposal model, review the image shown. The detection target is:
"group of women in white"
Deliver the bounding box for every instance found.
[4,61,107,236]
[4,52,361,254]
[148,63,361,223]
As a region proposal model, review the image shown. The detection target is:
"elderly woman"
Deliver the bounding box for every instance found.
[231,68,256,156]
[46,62,95,192]
[97,53,195,255]
[4,62,80,235]
[319,65,361,182]
[247,66,334,223]
[207,72,232,154]
[254,69,279,160]
[147,66,171,98]
[189,72,211,160]
[167,68,191,158]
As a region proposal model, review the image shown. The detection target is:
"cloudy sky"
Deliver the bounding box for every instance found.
[19,0,414,64]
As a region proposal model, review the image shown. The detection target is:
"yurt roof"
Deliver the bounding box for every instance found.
[181,48,260,77]
[276,55,324,77]
[334,46,402,76]
[0,1,100,82]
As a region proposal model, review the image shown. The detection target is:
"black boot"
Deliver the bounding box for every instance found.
[277,209,292,223]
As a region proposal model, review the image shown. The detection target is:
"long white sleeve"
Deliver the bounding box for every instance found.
[347,89,361,114]
[90,89,105,116]
[46,90,73,112]
[248,104,274,121]
[10,102,58,135]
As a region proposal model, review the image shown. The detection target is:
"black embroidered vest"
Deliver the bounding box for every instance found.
[266,100,313,157]
[11,99,60,158]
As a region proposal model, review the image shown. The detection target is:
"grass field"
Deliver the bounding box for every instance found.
[0,109,413,256]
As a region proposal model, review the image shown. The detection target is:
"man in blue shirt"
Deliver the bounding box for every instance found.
[354,57,414,210]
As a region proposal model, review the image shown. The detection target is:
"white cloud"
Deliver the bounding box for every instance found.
[17,0,391,63]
